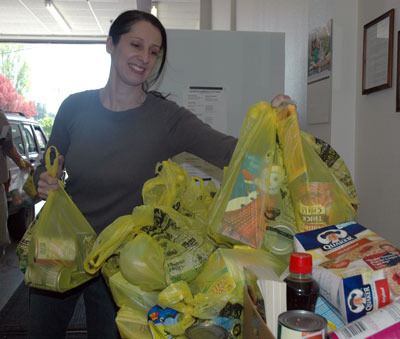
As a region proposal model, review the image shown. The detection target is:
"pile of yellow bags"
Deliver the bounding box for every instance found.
[209,101,358,262]
[84,101,358,338]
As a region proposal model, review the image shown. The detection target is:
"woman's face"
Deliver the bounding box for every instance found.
[107,20,162,88]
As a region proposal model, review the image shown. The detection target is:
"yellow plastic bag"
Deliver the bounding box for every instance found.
[84,205,154,275]
[119,232,167,291]
[109,272,159,311]
[190,247,286,321]
[25,146,97,292]
[101,255,120,285]
[208,102,276,248]
[276,104,357,232]
[116,306,153,339]
[23,169,38,199]
[16,214,38,273]
[302,131,359,210]
[119,206,216,290]
[143,160,216,221]
[262,142,297,261]
[142,160,189,208]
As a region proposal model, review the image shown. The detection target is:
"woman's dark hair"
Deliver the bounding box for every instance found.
[108,10,167,91]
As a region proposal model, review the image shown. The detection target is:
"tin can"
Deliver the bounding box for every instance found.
[277,310,327,339]
[35,237,77,261]
[26,264,71,292]
[185,322,230,339]
[296,182,333,231]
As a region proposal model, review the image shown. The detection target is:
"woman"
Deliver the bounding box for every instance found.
[29,10,237,339]
[0,110,31,255]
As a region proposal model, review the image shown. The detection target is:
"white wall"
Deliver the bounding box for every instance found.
[235,0,309,127]
[217,0,400,244]
[307,0,332,144]
[356,0,400,245]
[308,0,358,175]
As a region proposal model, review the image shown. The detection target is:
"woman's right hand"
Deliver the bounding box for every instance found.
[37,155,64,200]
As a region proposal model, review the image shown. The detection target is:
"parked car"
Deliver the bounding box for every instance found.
[5,112,47,240]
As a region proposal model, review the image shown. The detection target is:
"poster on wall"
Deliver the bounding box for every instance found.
[173,85,228,182]
[308,19,333,84]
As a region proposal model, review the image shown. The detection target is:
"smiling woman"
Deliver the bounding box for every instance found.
[28,9,237,339]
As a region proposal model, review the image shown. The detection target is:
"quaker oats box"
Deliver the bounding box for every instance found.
[294,222,400,323]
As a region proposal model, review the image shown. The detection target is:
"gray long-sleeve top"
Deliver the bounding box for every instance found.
[36,90,237,233]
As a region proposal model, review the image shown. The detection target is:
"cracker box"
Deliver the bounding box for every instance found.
[294,222,400,323]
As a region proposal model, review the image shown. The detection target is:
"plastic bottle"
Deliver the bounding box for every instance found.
[284,252,319,312]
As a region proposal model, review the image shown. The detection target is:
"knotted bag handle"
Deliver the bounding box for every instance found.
[45,146,60,179]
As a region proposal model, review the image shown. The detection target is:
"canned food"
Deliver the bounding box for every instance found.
[185,322,229,339]
[278,310,327,339]
[26,264,71,292]
[297,182,333,231]
[35,237,77,261]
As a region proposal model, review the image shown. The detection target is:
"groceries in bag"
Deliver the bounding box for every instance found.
[24,146,97,292]
[208,102,277,248]
[276,104,357,233]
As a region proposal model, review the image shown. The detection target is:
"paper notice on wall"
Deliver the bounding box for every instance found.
[183,86,227,133]
[176,86,228,183]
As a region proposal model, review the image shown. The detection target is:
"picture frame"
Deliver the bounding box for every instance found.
[397,31,400,112]
[362,9,394,95]
[307,19,333,84]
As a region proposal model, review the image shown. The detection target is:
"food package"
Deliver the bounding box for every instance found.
[330,298,400,339]
[209,102,277,248]
[277,105,357,233]
[295,222,400,323]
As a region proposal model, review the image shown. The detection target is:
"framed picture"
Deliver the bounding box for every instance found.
[397,31,400,112]
[307,19,332,84]
[362,9,394,95]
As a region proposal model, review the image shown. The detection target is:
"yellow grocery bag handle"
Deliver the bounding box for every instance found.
[45,146,60,178]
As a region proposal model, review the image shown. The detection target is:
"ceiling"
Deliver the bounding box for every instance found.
[0,0,200,42]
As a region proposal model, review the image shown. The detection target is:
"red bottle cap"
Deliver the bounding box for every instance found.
[289,252,313,274]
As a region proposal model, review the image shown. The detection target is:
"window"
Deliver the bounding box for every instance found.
[10,123,25,155]
[33,125,46,151]
[22,124,37,154]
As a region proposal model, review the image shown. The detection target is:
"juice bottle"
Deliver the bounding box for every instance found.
[284,252,319,312]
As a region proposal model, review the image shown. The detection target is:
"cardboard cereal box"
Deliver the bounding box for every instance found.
[294,222,400,323]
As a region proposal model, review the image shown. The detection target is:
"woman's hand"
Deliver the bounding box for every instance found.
[18,158,33,171]
[37,155,64,200]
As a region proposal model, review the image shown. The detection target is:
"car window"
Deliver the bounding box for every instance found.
[22,124,38,153]
[33,125,47,151]
[10,123,25,155]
